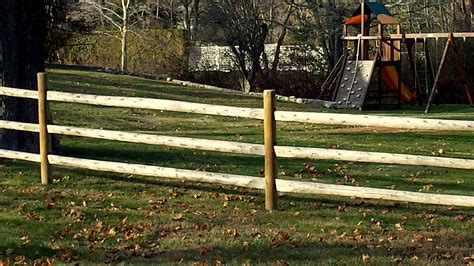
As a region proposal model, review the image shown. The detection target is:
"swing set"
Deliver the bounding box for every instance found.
[319,1,474,113]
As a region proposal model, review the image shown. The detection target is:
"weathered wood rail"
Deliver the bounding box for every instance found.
[0,149,471,207]
[0,74,473,209]
[1,120,474,170]
[2,86,473,131]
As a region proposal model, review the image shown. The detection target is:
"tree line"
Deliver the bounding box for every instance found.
[60,0,474,91]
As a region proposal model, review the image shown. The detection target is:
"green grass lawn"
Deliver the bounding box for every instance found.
[0,66,473,265]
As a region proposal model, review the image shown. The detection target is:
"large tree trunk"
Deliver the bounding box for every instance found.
[0,0,46,152]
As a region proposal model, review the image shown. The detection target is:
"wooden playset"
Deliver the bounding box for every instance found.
[319,1,474,113]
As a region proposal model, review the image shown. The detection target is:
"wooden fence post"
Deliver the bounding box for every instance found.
[38,72,51,184]
[263,90,277,210]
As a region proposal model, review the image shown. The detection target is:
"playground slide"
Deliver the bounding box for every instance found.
[381,66,416,103]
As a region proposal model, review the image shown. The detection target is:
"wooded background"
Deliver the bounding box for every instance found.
[2,0,474,96]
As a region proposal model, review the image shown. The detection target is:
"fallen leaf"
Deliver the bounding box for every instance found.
[55,248,78,262]
[276,258,289,265]
[20,236,31,245]
[242,241,249,251]
[199,245,213,255]
[120,217,128,228]
[65,208,85,221]
[172,213,183,221]
[395,223,404,231]
[14,256,26,264]
[225,228,239,238]
[32,257,54,265]
[108,227,117,236]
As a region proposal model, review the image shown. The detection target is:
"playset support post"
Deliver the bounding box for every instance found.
[425,38,451,113]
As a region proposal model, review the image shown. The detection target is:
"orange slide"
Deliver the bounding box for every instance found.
[380,66,416,103]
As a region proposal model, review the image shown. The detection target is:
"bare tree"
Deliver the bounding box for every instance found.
[85,0,147,72]
[292,0,350,70]
[262,0,294,82]
[211,0,293,92]
[180,0,205,40]
[462,0,473,31]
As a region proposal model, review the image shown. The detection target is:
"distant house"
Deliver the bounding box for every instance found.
[188,44,325,73]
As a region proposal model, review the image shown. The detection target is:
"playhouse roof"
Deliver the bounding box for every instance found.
[347,2,399,25]
[362,2,392,16]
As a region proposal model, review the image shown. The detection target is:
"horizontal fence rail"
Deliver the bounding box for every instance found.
[274,146,474,170]
[45,91,474,131]
[2,86,474,132]
[47,91,265,120]
[1,120,474,170]
[0,149,41,163]
[0,86,38,99]
[274,112,474,131]
[0,79,473,209]
[0,148,472,207]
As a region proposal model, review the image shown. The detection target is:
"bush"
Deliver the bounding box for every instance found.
[57,29,187,77]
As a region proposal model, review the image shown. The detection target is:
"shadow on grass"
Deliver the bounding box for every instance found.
[61,142,264,174]
[0,244,54,261]
[48,70,257,105]
[50,164,474,219]
[114,236,474,265]
[139,241,386,264]
[59,140,474,194]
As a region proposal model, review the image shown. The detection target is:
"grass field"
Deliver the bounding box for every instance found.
[0,66,473,265]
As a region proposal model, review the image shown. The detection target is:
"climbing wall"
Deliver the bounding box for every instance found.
[334,60,376,109]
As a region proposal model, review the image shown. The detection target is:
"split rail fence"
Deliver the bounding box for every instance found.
[1,73,474,210]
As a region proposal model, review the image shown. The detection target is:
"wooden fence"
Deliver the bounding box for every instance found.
[0,73,474,209]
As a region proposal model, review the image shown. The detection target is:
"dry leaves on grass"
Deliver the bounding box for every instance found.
[55,247,78,262]
[66,217,152,249]
[32,257,54,266]
[104,243,146,263]
[63,208,85,221]
[172,213,184,221]
[199,245,214,255]
[225,228,240,238]
[26,211,46,222]
[269,231,299,248]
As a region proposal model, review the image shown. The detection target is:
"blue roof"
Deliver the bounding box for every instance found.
[353,2,392,17]
[365,2,392,16]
